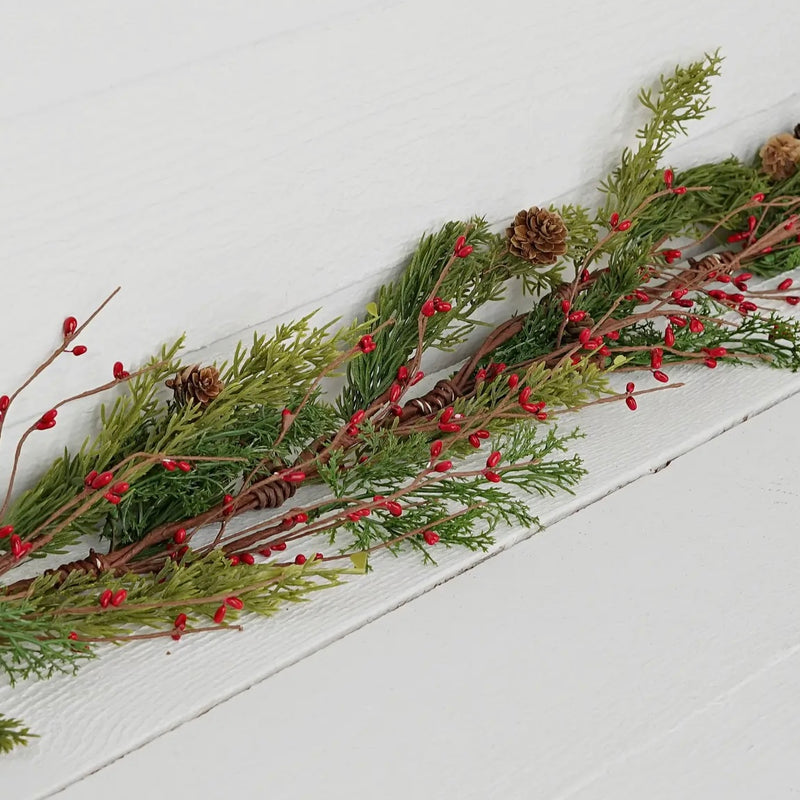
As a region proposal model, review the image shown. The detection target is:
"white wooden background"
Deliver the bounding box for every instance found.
[1,1,799,796]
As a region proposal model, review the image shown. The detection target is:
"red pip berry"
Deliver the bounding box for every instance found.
[474,367,488,382]
[440,406,454,424]
[704,357,718,369]
[294,554,307,565]
[652,370,669,383]
[113,361,127,380]
[111,589,127,607]
[507,373,519,390]
[689,317,704,334]
[438,422,461,433]
[579,328,591,345]
[468,433,481,448]
[283,471,307,483]
[314,553,324,561]
[786,296,800,306]
[650,348,663,369]
[9,534,23,558]
[410,370,425,386]
[173,528,187,544]
[225,596,244,610]
[294,512,309,524]
[0,395,9,413]
[70,345,88,356]
[161,459,177,471]
[241,552,256,566]
[664,326,675,347]
[350,409,366,426]
[35,419,56,431]
[519,386,532,404]
[434,298,453,313]
[456,245,473,258]
[475,429,490,439]
[177,461,192,472]
[704,347,728,358]
[454,235,466,253]
[625,382,635,394]
[228,555,240,566]
[727,231,748,243]
[389,382,402,403]
[561,299,571,313]
[609,212,620,228]
[672,186,687,195]
[0,525,13,538]
[423,531,440,545]
[616,219,632,232]
[102,492,121,505]
[421,299,436,317]
[778,278,793,291]
[174,613,188,631]
[259,547,271,557]
[68,631,79,641]
[433,460,453,473]
[357,334,376,353]
[99,589,113,608]
[663,168,674,188]
[396,365,409,382]
[63,316,78,337]
[568,310,587,322]
[386,501,403,517]
[213,605,227,624]
[430,440,443,459]
[91,471,115,490]
[111,481,130,495]
[751,192,766,203]
[625,396,638,411]
[484,470,502,483]
[222,493,235,515]
[486,451,502,468]
[739,301,758,313]
[272,542,287,551]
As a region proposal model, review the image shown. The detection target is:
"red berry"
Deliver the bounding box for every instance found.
[259,548,271,557]
[103,492,121,505]
[704,357,717,369]
[111,481,129,495]
[397,365,409,381]
[0,525,13,538]
[71,345,88,356]
[561,299,571,313]
[63,316,78,337]
[507,373,519,390]
[91,471,115,490]
[433,460,453,473]
[689,317,704,334]
[625,382,635,394]
[519,386,532,404]
[225,596,244,609]
[213,605,227,624]
[430,440,443,459]
[272,542,287,551]
[294,554,307,565]
[650,348,663,369]
[440,406,454,423]
[468,434,481,448]
[0,396,9,412]
[438,422,461,433]
[456,245,473,258]
[568,310,587,322]
[663,168,674,188]
[410,370,425,386]
[421,299,436,317]
[436,300,452,313]
[222,494,235,515]
[786,296,800,306]
[68,631,79,641]
[294,512,309,524]
[609,212,620,228]
[454,235,466,252]
[173,528,187,544]
[486,451,502,468]
[113,361,126,379]
[241,553,255,566]
[616,219,632,231]
[228,555,240,566]
[672,186,687,195]
[476,429,490,439]
[99,589,113,608]
[778,278,793,291]
[177,461,192,472]
[389,383,402,402]
[652,370,668,383]
[423,531,440,545]
[162,459,177,471]
[386,501,403,517]
[625,396,638,411]
[283,471,307,483]
[484,470,502,483]
[664,327,675,347]
[751,192,765,202]
[111,589,127,607]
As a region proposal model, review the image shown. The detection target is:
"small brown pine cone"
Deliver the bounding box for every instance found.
[759,132,800,181]
[565,315,595,340]
[166,364,224,407]
[507,207,568,265]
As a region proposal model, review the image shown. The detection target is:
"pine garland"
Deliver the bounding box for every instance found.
[2,52,800,752]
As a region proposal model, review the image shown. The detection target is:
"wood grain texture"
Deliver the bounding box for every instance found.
[3,265,800,796]
[2,2,800,794]
[53,390,800,800]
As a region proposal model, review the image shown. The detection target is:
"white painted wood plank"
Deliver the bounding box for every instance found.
[2,0,798,490]
[3,268,800,796]
[51,384,800,800]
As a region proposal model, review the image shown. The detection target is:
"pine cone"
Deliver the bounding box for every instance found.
[166,364,224,407]
[759,132,800,181]
[507,207,568,265]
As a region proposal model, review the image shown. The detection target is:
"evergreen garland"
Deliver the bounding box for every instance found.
[2,52,800,752]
